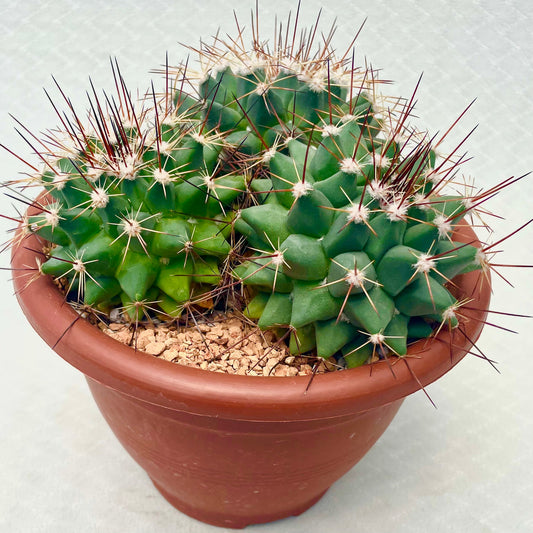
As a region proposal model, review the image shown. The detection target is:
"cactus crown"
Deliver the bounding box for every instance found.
[3,14,524,369]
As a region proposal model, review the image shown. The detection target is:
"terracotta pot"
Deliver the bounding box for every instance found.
[11,224,490,529]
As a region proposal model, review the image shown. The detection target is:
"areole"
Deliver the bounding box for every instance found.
[11,221,490,528]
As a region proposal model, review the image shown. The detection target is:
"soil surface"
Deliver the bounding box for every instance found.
[99,313,338,376]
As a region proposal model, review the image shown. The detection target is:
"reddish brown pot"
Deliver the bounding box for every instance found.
[11,225,490,529]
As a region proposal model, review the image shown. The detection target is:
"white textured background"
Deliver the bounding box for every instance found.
[1,1,532,532]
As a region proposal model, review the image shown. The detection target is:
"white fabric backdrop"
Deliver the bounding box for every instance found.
[1,1,532,532]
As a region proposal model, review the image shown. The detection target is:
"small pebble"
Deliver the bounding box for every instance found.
[145,341,166,355]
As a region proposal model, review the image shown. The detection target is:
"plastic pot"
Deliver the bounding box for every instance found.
[11,224,490,528]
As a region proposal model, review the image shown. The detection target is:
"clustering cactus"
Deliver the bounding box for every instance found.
[6,16,517,370]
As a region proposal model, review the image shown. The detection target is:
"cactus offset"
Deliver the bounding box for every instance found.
[20,68,246,322]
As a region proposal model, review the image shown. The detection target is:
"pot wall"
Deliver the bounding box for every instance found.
[87,376,403,528]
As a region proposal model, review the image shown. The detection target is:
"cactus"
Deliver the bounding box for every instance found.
[187,33,491,367]
[3,14,525,371]
[19,71,247,322]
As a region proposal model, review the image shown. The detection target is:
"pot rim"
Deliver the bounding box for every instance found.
[11,223,491,422]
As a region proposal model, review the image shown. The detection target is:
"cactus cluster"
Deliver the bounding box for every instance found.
[8,20,502,369]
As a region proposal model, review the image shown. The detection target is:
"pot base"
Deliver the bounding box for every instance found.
[152,478,328,529]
